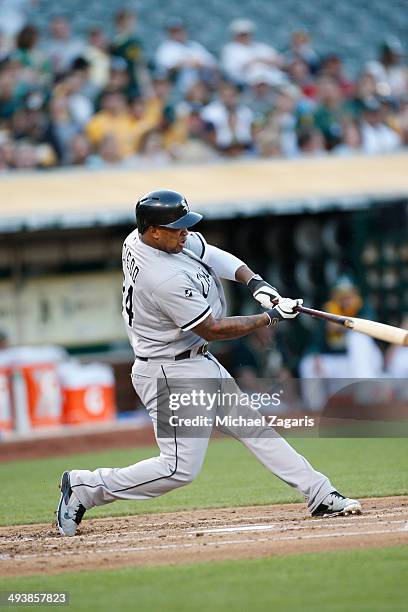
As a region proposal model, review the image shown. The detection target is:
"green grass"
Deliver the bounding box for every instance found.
[0,437,406,526]
[0,546,407,611]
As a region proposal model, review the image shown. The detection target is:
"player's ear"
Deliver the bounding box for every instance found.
[150,226,162,242]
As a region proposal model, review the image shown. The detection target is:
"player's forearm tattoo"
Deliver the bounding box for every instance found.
[194,313,270,341]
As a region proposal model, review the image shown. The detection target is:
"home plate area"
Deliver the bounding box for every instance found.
[1,496,407,576]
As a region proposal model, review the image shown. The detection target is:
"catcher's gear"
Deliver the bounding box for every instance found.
[136,189,202,234]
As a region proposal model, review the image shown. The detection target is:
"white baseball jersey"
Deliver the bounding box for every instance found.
[122,230,226,358]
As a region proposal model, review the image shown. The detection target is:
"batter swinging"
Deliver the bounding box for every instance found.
[57,190,361,536]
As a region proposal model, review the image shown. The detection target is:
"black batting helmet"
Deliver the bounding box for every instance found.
[135,189,202,234]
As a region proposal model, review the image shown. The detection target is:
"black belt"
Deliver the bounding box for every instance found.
[136,343,209,362]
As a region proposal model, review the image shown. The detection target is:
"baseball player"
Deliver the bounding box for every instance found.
[57,190,361,536]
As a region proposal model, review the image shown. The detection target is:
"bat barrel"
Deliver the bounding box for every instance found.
[295,305,408,346]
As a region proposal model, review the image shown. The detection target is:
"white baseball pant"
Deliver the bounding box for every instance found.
[70,354,335,513]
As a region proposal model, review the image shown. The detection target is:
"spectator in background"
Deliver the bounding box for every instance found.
[253,125,281,157]
[0,58,30,120]
[313,76,345,150]
[243,70,275,124]
[299,277,384,409]
[86,91,137,159]
[254,83,300,158]
[9,106,29,140]
[201,81,254,156]
[9,104,45,142]
[110,9,149,98]
[84,27,111,91]
[297,127,326,156]
[42,95,80,164]
[360,98,401,154]
[12,139,38,169]
[366,37,408,98]
[128,96,162,152]
[287,30,319,74]
[102,56,133,100]
[169,109,218,163]
[132,128,173,167]
[124,72,179,155]
[287,57,317,99]
[70,57,99,101]
[43,15,85,75]
[345,70,378,118]
[272,84,301,157]
[12,25,51,85]
[141,129,173,163]
[67,133,91,166]
[56,60,95,128]
[0,10,407,172]
[222,19,284,87]
[143,71,185,151]
[87,133,122,167]
[318,54,354,98]
[155,18,217,93]
[177,80,211,115]
[174,82,217,161]
[378,95,400,133]
[333,118,362,155]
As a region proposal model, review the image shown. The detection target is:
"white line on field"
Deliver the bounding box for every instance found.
[1,503,407,543]
[188,518,408,536]
[191,524,280,534]
[1,503,407,541]
[15,517,408,549]
[1,525,407,562]
[1,516,407,548]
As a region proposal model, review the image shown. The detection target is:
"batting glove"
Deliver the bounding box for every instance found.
[265,298,303,326]
[248,274,281,308]
[275,297,303,319]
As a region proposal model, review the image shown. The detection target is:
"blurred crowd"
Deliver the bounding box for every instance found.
[1,6,408,171]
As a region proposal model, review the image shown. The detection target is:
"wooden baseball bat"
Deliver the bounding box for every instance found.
[296,304,408,346]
